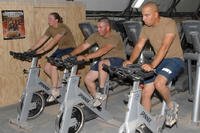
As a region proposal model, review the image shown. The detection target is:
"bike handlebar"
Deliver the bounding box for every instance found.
[10,51,39,62]
[102,64,154,81]
[46,56,85,70]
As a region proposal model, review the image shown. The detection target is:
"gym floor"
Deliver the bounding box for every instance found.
[0,85,200,133]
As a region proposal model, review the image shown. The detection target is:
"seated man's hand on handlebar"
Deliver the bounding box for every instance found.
[123,60,132,67]
[141,63,154,72]
[62,54,70,60]
[123,60,155,73]
[77,54,90,62]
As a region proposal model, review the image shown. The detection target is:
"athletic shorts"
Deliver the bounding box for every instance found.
[144,58,185,84]
[50,48,74,58]
[91,57,124,71]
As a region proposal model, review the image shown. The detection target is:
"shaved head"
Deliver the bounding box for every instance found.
[142,1,159,13]
[141,1,160,26]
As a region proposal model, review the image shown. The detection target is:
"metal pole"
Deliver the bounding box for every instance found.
[192,55,200,125]
[191,33,200,125]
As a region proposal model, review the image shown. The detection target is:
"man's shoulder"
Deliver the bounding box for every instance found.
[160,17,175,24]
[110,30,121,38]
[89,32,99,38]
[86,32,99,42]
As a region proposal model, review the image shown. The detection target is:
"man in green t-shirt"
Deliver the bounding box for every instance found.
[68,17,125,107]
[123,2,184,127]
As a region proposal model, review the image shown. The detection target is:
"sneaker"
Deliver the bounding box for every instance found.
[93,92,107,107]
[95,92,107,100]
[165,102,179,127]
[46,89,60,102]
[93,99,102,107]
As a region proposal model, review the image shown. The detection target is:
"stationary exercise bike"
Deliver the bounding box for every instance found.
[103,64,166,133]
[9,51,70,129]
[49,57,121,133]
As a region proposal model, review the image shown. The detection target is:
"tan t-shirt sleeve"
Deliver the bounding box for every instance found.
[164,19,176,34]
[139,27,148,40]
[57,27,67,36]
[85,33,97,45]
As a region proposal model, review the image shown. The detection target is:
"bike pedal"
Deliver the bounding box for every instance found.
[123,99,128,105]
[109,87,114,91]
[62,80,68,84]
[188,95,193,102]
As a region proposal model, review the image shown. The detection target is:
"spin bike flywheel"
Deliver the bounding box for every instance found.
[55,105,84,133]
[18,92,45,119]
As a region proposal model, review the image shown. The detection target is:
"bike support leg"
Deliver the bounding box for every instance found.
[192,54,200,125]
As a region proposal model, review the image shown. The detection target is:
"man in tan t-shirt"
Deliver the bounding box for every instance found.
[68,17,125,107]
[123,2,184,127]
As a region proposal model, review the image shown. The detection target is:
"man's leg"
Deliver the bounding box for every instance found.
[154,75,173,108]
[84,70,99,97]
[154,58,184,109]
[85,70,107,107]
[154,75,179,127]
[98,59,110,90]
[98,57,124,90]
[142,83,155,112]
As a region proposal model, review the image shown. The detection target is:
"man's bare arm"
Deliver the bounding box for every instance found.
[151,33,175,69]
[85,44,114,60]
[69,42,91,57]
[130,38,147,63]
